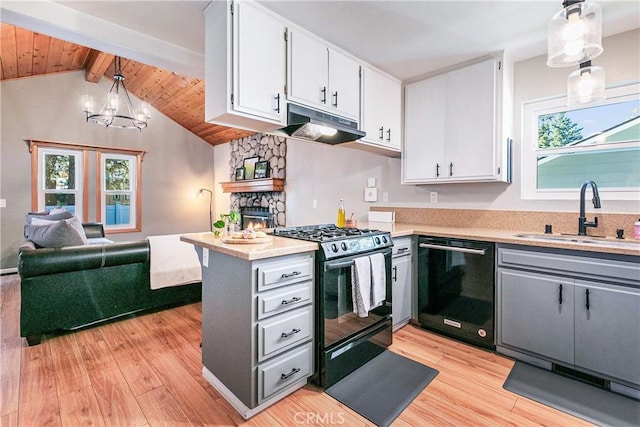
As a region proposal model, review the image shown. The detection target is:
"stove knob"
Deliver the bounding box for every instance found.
[341,242,348,251]
[331,243,339,253]
[382,236,388,244]
[375,237,381,245]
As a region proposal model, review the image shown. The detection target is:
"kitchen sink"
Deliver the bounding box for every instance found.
[514,233,640,250]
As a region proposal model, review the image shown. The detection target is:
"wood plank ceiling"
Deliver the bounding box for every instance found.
[0,23,255,146]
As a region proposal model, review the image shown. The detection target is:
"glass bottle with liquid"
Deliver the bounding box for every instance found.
[337,199,346,227]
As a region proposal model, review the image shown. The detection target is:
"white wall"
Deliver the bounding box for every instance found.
[213,29,638,227]
[0,71,216,269]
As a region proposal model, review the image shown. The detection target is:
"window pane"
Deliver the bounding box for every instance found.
[537,147,640,189]
[105,193,131,225]
[105,158,131,191]
[44,154,76,190]
[538,100,640,150]
[44,194,76,213]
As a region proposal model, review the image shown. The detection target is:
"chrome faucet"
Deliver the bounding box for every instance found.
[578,180,601,236]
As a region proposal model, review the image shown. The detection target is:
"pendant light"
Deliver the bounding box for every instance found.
[567,61,605,105]
[82,57,150,130]
[547,0,605,106]
[547,0,603,68]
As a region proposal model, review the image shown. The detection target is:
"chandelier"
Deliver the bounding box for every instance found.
[82,56,150,130]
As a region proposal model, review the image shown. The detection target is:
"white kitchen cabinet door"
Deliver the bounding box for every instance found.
[288,28,329,110]
[361,67,402,151]
[328,48,360,120]
[404,74,447,182]
[445,59,498,180]
[403,56,507,184]
[233,1,286,122]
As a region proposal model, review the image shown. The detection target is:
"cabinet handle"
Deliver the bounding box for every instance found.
[274,93,281,113]
[378,127,384,140]
[280,367,301,380]
[449,162,454,176]
[436,163,440,177]
[281,328,301,338]
[558,284,563,305]
[332,91,338,108]
[281,296,302,305]
[585,289,590,311]
[397,247,409,253]
[281,271,301,279]
[386,129,391,142]
[392,266,398,282]
[321,86,327,104]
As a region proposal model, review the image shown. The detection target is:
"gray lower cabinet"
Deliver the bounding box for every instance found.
[392,237,412,331]
[197,248,315,419]
[496,245,640,391]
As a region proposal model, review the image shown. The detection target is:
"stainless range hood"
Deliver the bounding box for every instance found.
[276,103,366,144]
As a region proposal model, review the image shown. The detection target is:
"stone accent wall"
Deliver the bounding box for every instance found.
[229,134,287,227]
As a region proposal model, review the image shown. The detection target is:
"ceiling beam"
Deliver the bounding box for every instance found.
[84,50,114,83]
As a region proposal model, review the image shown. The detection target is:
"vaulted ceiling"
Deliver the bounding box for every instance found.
[0,23,254,146]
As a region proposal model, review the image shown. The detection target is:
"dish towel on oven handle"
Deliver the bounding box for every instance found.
[369,253,386,310]
[351,256,372,317]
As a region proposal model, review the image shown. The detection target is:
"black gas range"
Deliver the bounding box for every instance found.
[273,224,393,260]
[273,224,394,387]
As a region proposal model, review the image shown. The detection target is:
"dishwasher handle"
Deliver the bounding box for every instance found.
[419,242,486,256]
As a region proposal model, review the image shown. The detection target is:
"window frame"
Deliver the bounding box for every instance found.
[521,82,640,201]
[29,139,145,234]
[36,147,86,219]
[98,151,142,233]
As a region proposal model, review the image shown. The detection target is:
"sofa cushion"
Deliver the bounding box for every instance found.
[25,217,88,248]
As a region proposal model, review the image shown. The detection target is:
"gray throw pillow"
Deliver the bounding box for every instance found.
[25,218,87,248]
[25,210,74,225]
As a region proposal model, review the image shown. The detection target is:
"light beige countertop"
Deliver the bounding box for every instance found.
[181,232,318,261]
[363,222,640,257]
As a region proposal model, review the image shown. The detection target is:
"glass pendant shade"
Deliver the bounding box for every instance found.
[547,1,602,67]
[567,63,605,106]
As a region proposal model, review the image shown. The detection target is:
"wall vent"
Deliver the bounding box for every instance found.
[552,364,610,390]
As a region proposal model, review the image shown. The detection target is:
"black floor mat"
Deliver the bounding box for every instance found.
[504,361,640,427]
[325,350,438,427]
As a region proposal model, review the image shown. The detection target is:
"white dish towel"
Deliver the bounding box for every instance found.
[369,253,386,310]
[351,256,372,317]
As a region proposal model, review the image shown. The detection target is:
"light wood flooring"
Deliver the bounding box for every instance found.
[0,273,592,426]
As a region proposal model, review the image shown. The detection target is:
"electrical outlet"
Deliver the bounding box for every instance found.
[430,192,438,203]
[202,248,209,267]
[0,199,5,208]
[382,192,389,202]
[312,199,317,208]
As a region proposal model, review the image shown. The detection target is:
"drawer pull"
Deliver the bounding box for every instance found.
[281,296,302,305]
[397,247,409,253]
[281,328,301,338]
[280,367,301,380]
[281,271,301,279]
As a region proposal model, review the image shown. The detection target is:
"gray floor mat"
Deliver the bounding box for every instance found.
[325,350,438,427]
[504,361,640,427]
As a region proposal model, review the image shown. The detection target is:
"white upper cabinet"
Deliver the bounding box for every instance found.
[360,66,402,154]
[288,28,360,120]
[205,1,286,131]
[403,56,512,183]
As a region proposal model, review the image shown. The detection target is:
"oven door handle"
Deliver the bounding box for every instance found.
[419,243,486,256]
[325,259,355,270]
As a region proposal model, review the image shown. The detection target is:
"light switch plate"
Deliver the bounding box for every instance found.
[202,248,209,267]
[367,177,376,188]
[364,187,378,202]
[0,199,5,208]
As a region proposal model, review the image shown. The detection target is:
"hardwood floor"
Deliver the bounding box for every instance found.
[0,274,592,426]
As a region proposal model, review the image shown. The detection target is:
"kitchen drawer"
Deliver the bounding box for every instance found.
[393,237,412,257]
[257,281,313,320]
[258,342,313,402]
[258,306,312,361]
[257,255,313,292]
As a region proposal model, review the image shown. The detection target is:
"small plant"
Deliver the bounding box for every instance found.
[213,210,240,237]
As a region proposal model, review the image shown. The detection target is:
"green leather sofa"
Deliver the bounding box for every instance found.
[18,223,201,345]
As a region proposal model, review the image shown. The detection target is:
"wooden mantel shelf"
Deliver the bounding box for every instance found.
[221,178,285,193]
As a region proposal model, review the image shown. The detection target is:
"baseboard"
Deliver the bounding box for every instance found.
[0,268,18,275]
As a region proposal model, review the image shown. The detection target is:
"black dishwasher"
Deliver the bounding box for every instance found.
[417,237,495,349]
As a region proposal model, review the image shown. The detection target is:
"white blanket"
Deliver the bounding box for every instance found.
[147,234,202,290]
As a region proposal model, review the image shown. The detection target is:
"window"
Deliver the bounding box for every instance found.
[30,140,145,233]
[100,153,138,230]
[38,147,84,218]
[522,83,640,200]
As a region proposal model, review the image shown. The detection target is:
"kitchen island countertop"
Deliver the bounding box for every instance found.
[180,232,318,261]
